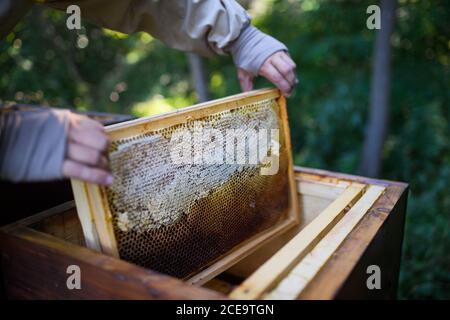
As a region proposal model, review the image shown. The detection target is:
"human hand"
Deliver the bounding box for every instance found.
[62,113,113,185]
[237,51,297,97]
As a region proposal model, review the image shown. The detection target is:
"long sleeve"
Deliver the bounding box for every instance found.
[0,106,70,182]
[44,0,248,56]
[43,0,287,75]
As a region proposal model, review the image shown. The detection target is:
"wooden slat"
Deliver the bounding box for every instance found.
[70,180,101,251]
[2,201,76,231]
[265,185,385,299]
[297,180,349,200]
[85,184,119,257]
[278,95,301,225]
[229,182,366,299]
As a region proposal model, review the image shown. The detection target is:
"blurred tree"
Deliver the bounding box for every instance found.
[361,0,397,177]
[187,53,209,102]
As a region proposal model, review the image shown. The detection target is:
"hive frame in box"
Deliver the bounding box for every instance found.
[70,88,301,285]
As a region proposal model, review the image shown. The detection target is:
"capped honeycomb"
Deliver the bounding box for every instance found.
[105,97,291,279]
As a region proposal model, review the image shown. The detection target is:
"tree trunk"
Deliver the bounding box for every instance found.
[187,53,209,102]
[360,0,397,177]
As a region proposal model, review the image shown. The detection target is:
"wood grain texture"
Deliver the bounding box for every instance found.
[85,184,119,257]
[0,226,226,300]
[70,180,101,250]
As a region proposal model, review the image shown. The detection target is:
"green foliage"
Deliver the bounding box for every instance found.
[0,0,448,299]
[0,8,195,115]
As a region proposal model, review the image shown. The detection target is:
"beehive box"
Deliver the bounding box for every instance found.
[0,166,408,299]
[0,90,408,299]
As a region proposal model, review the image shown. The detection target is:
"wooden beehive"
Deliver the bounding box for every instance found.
[0,90,407,299]
[0,167,408,299]
[70,89,300,284]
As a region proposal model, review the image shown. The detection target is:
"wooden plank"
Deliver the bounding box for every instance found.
[1,201,76,231]
[0,226,226,300]
[265,185,385,299]
[39,209,85,246]
[295,166,392,188]
[297,180,349,200]
[229,182,366,299]
[278,95,301,225]
[85,184,119,257]
[70,180,101,251]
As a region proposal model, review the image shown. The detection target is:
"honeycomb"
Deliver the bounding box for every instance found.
[105,97,291,279]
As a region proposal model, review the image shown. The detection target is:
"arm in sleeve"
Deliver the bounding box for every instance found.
[0,106,70,182]
[44,0,287,75]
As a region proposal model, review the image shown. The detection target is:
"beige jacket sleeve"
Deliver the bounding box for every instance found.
[46,0,247,55]
[44,0,287,75]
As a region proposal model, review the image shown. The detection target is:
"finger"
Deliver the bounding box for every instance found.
[279,53,299,86]
[78,117,105,132]
[271,60,295,92]
[239,75,253,92]
[62,159,113,185]
[67,142,110,169]
[260,62,293,96]
[271,54,296,87]
[237,69,254,92]
[279,52,297,69]
[70,113,104,132]
[69,125,109,152]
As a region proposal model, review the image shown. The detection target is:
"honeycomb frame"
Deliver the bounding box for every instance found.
[71,88,300,284]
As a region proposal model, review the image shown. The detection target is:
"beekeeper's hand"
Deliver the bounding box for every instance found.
[62,113,113,185]
[230,25,297,97]
[237,51,297,97]
[0,108,112,185]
